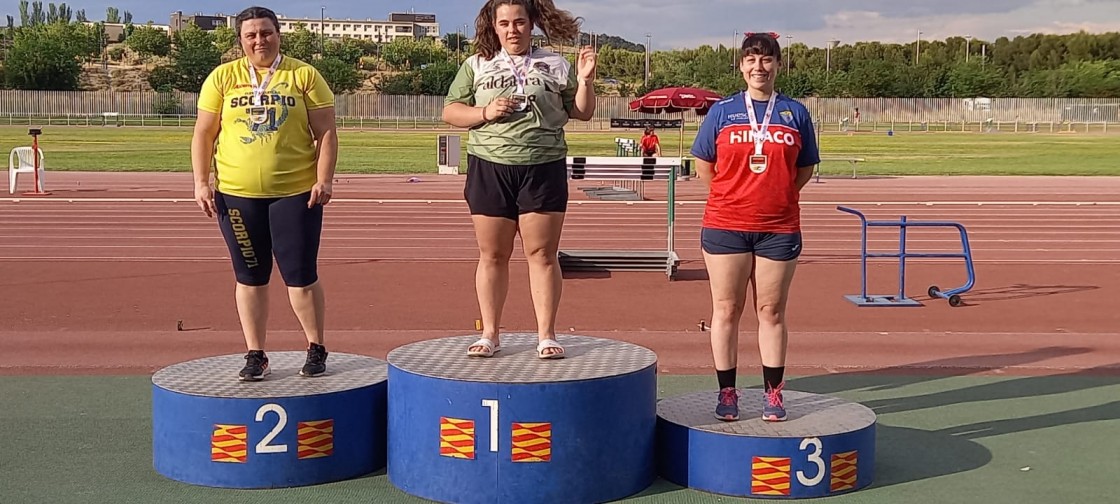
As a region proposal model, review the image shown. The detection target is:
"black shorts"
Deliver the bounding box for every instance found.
[215,191,323,287]
[464,155,568,220]
[701,227,802,261]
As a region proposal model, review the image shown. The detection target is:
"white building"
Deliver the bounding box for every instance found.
[276,12,440,42]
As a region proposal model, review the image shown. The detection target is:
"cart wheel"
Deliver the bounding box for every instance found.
[948,295,962,307]
[928,285,940,298]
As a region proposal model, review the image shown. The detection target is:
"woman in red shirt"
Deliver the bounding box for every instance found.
[690,32,820,422]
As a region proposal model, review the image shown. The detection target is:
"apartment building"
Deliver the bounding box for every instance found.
[276,12,440,42]
[167,10,440,42]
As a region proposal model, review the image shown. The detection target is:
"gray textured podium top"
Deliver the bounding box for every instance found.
[387,333,657,383]
[152,352,388,399]
[658,390,876,437]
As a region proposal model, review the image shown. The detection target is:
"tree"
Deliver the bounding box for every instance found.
[313,57,362,94]
[105,7,119,24]
[211,26,236,56]
[443,33,468,53]
[3,23,84,90]
[126,25,170,58]
[169,24,221,92]
[279,24,317,62]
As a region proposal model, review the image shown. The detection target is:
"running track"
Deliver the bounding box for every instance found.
[2,172,1118,376]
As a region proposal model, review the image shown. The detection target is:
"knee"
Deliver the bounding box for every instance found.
[756,303,786,326]
[712,298,746,321]
[524,246,558,266]
[479,248,513,266]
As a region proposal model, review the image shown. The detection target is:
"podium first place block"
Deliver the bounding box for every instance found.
[386,333,658,504]
[151,352,388,489]
[657,390,876,499]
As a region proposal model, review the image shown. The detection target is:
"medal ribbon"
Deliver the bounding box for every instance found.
[500,48,533,94]
[249,54,282,106]
[744,92,777,156]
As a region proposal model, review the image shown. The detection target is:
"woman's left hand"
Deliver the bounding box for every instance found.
[577,45,597,82]
[309,181,333,207]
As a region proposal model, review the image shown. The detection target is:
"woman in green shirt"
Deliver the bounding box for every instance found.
[442,0,597,359]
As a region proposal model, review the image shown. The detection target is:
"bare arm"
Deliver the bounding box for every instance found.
[695,158,716,191]
[308,106,338,206]
[191,110,221,217]
[796,166,815,191]
[568,47,597,121]
[442,98,513,129]
[569,78,595,121]
[442,102,488,129]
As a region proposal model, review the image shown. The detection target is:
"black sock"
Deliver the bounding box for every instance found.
[716,368,737,390]
[763,366,785,391]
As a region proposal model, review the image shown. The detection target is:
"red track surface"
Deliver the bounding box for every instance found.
[2,172,1118,376]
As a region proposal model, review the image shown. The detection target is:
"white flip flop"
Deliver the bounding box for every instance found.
[536,339,565,360]
[467,338,501,357]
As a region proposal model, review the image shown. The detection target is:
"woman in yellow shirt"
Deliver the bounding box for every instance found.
[190,6,338,382]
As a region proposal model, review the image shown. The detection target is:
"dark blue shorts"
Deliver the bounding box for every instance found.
[215,191,323,287]
[701,228,802,261]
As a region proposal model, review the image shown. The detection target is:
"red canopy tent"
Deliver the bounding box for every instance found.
[628,87,725,155]
[628,87,724,116]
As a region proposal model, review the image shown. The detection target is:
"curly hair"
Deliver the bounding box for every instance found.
[473,0,583,59]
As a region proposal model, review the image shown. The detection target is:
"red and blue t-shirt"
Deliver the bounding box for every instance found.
[690,92,819,233]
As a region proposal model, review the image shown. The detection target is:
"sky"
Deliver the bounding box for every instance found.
[8,0,1120,49]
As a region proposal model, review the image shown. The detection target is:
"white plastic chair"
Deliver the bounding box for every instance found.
[9,146,45,194]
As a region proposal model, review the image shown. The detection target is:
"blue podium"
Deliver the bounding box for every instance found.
[151,352,388,488]
[657,390,876,498]
[386,333,658,504]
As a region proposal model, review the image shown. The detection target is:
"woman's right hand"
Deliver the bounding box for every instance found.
[482,97,513,122]
[195,183,216,218]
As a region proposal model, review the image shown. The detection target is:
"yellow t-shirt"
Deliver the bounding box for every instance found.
[197,56,335,198]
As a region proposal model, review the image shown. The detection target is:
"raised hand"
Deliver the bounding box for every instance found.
[577,45,597,82]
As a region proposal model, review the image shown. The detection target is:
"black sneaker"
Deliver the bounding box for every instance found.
[239,350,270,381]
[300,343,328,377]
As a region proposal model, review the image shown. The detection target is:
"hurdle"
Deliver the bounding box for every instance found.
[560,156,680,279]
[837,206,976,307]
[614,137,640,156]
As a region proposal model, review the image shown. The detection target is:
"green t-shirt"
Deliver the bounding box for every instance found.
[444,48,578,165]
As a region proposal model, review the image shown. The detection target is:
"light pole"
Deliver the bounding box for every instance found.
[915,29,922,65]
[644,32,651,87]
[785,34,792,71]
[320,6,325,54]
[965,35,972,63]
[731,31,738,68]
[826,39,839,73]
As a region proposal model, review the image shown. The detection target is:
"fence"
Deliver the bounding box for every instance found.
[1,90,1118,130]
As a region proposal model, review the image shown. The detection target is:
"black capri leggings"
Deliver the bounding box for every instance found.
[215,191,323,287]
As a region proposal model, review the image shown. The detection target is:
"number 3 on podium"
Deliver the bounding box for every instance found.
[796,437,825,487]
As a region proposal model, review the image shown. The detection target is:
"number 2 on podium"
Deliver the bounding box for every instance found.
[255,403,288,454]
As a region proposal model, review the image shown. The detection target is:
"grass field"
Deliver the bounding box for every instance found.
[2,126,1117,176]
